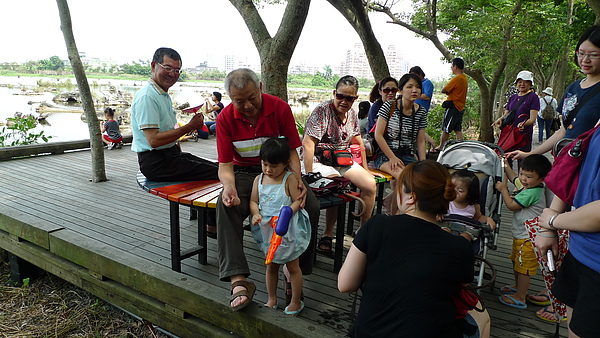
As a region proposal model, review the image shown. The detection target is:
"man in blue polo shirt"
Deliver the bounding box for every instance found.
[131,47,218,182]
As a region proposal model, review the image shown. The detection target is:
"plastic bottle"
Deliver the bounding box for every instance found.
[350,144,362,165]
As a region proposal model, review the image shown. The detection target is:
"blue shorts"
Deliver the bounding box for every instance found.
[374,152,417,170]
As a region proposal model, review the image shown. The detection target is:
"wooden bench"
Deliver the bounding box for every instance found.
[345,169,393,234]
[136,172,359,273]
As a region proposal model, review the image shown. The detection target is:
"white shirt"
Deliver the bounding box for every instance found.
[538,95,558,119]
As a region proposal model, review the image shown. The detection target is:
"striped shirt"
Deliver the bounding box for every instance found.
[377,100,427,154]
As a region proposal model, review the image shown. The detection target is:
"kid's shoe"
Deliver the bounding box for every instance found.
[107,142,115,150]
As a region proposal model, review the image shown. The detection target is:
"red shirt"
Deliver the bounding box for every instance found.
[216,93,301,166]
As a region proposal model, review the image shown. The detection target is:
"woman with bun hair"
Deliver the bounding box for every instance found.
[338,160,476,337]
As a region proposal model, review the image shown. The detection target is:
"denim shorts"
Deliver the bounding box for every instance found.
[374,152,417,170]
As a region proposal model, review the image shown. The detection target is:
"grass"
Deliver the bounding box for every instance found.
[0,250,170,338]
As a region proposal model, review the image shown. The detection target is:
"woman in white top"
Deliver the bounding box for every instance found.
[537,87,558,142]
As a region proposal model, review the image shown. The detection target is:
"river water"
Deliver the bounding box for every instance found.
[0,76,320,143]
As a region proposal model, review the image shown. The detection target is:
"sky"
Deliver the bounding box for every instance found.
[2,0,451,80]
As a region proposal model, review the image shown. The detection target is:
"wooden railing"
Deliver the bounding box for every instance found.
[0,135,132,161]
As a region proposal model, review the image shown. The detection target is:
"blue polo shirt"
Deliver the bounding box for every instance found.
[130,79,178,152]
[416,78,434,112]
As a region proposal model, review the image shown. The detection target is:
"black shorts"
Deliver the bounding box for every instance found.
[552,251,600,337]
[442,106,465,133]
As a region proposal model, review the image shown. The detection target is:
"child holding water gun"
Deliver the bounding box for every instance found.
[249,137,311,316]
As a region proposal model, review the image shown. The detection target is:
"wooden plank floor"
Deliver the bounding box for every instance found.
[0,138,568,337]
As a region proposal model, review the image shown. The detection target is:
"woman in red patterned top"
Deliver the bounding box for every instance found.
[302,75,379,254]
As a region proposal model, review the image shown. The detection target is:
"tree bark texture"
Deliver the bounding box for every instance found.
[229,0,311,101]
[326,0,390,81]
[56,0,106,182]
[588,0,600,24]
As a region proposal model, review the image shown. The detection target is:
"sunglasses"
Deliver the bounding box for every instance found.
[335,93,358,102]
[382,87,398,94]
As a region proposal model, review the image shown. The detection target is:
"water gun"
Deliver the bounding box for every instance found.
[265,206,293,265]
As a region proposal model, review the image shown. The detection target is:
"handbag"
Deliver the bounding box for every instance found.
[501,92,531,128]
[364,99,398,159]
[546,124,599,205]
[442,100,454,109]
[497,125,528,152]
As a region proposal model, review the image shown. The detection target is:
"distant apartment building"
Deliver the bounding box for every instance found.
[224,54,260,74]
[289,63,320,75]
[78,52,118,70]
[338,43,410,80]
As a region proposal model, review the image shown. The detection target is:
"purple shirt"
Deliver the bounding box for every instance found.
[506,92,540,143]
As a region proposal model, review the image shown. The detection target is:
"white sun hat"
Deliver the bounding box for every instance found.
[515,70,534,86]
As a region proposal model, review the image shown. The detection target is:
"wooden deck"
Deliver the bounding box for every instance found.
[0,138,568,337]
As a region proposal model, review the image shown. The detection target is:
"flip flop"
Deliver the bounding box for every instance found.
[284,278,304,307]
[536,305,567,322]
[230,280,256,312]
[500,285,518,294]
[284,301,304,316]
[527,293,551,306]
[499,294,527,309]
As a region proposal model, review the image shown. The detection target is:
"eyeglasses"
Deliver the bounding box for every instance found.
[157,63,183,74]
[576,50,600,60]
[382,87,398,94]
[335,93,358,102]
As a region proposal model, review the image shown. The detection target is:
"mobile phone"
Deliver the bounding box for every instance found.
[547,250,556,275]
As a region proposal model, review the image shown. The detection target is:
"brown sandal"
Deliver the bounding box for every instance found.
[230,280,256,311]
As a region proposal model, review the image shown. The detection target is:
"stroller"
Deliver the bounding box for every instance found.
[436,140,504,288]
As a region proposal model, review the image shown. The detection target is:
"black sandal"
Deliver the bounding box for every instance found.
[284,277,305,307]
[316,236,333,254]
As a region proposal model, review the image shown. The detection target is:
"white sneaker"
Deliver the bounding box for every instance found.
[107,142,114,150]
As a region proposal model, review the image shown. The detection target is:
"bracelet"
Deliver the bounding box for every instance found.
[548,213,560,230]
[537,232,558,238]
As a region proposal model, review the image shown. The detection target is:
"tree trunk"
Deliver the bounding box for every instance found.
[56,0,106,182]
[367,0,523,143]
[587,0,600,24]
[229,0,311,101]
[555,0,576,101]
[326,0,390,81]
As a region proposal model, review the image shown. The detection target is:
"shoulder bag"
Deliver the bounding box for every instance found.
[501,92,531,128]
[546,120,600,205]
[364,99,397,159]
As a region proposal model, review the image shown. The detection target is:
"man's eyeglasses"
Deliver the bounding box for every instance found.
[335,93,358,102]
[576,50,600,60]
[382,87,398,94]
[157,63,183,74]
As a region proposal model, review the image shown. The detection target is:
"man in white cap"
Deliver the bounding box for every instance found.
[538,87,558,142]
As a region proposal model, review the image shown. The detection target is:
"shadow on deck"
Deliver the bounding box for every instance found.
[0,139,568,337]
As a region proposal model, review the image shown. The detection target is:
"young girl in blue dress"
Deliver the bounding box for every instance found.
[249,137,311,316]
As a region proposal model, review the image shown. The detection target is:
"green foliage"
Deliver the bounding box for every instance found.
[38,56,65,71]
[118,60,151,77]
[0,116,52,147]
